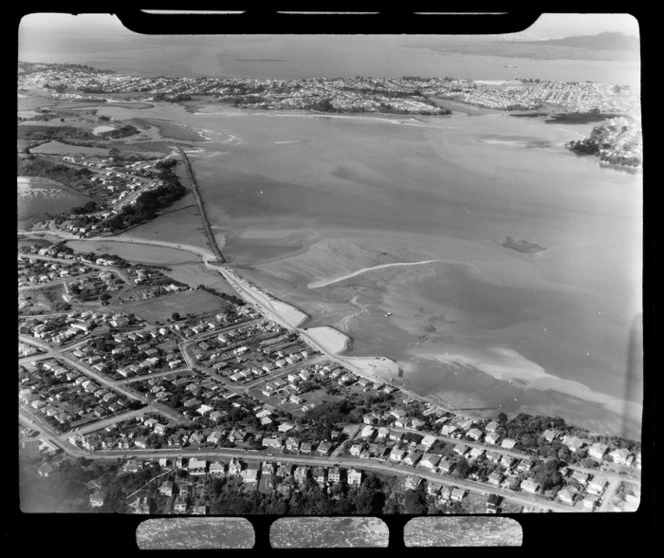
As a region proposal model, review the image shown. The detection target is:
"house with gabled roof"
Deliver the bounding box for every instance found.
[159,480,174,497]
[317,440,332,455]
[439,486,453,501]
[404,451,423,467]
[501,455,517,469]
[312,467,327,486]
[293,465,309,483]
[376,427,390,440]
[558,486,579,505]
[500,438,517,449]
[487,471,504,487]
[349,443,364,457]
[561,435,587,452]
[582,495,599,510]
[359,425,376,439]
[188,458,207,475]
[588,442,609,461]
[389,431,403,442]
[571,470,590,485]
[466,428,483,442]
[262,436,283,450]
[240,461,260,484]
[276,463,293,478]
[520,479,540,494]
[438,458,455,474]
[453,443,468,456]
[420,434,437,448]
[609,448,632,465]
[209,462,226,477]
[285,437,300,452]
[486,493,501,513]
[419,453,441,469]
[587,476,609,495]
[485,450,501,463]
[173,496,188,514]
[328,466,341,484]
[468,447,485,460]
[450,487,466,502]
[347,468,363,486]
[485,421,499,432]
[427,481,443,496]
[389,447,406,462]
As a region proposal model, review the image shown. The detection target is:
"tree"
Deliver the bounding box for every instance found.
[453,457,470,478]
[171,312,181,321]
[534,468,563,491]
[402,490,427,514]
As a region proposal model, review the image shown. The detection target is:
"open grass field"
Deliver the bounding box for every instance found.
[111,289,230,322]
[30,140,109,156]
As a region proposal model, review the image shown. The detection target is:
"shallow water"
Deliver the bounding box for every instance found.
[32,97,642,435]
[183,108,642,435]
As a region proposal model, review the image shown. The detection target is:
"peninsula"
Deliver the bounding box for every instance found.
[18,61,642,517]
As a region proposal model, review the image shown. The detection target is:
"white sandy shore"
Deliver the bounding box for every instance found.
[303,326,349,354]
[307,259,446,289]
[216,266,404,385]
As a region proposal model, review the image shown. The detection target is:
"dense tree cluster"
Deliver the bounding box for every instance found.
[18,156,94,189]
[71,201,99,215]
[17,124,97,141]
[153,93,193,102]
[104,165,187,232]
[98,124,140,139]
[195,284,246,306]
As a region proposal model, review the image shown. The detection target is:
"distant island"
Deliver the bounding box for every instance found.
[522,32,639,52]
[499,237,546,255]
[410,32,639,61]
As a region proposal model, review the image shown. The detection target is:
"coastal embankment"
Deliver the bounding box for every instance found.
[176,146,226,264]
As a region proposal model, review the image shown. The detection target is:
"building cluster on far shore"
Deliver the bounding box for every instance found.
[18,62,639,116]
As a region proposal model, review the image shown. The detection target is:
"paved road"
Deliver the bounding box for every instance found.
[18,216,641,512]
[237,355,325,391]
[19,334,189,428]
[114,367,194,385]
[64,408,147,436]
[19,253,134,285]
[19,402,621,514]
[389,424,533,462]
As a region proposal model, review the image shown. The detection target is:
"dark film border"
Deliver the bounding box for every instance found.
[11,7,653,557]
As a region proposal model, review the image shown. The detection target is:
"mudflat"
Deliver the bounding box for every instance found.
[189,107,640,436]
[71,101,641,436]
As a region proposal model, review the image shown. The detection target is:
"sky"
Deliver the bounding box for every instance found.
[19,12,640,41]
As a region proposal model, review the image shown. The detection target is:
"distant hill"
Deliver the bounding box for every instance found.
[526,32,639,51]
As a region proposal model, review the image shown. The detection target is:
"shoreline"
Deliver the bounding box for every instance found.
[19,209,641,437]
[17,91,641,438]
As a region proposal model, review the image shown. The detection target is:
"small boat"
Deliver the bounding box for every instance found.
[385,312,392,317]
